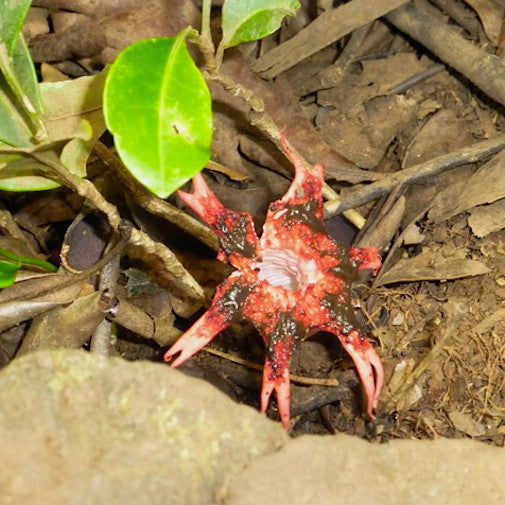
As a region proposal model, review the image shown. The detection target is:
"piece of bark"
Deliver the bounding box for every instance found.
[357,195,405,251]
[251,0,409,77]
[386,0,505,108]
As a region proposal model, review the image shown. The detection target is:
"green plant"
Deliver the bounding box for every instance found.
[103,0,300,198]
[0,0,107,191]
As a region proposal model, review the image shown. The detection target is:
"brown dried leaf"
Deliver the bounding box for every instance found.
[0,283,89,333]
[468,198,505,237]
[464,0,505,45]
[376,254,490,286]
[429,149,505,222]
[449,411,486,437]
[0,274,86,303]
[17,291,104,355]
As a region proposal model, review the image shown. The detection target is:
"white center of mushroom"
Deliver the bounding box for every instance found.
[254,248,320,291]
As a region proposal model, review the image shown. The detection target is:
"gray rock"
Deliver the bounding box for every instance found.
[0,350,286,505]
[223,433,505,505]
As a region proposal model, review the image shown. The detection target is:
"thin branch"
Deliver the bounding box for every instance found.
[325,134,505,217]
[201,0,214,49]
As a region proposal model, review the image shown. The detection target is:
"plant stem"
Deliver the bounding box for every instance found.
[201,0,214,50]
[0,247,57,272]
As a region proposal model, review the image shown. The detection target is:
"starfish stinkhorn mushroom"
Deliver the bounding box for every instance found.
[164,133,384,429]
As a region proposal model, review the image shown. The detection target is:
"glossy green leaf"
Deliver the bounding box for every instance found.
[221,0,300,49]
[0,0,31,54]
[0,260,19,289]
[104,34,212,198]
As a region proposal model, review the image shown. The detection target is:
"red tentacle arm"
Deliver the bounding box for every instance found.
[164,309,230,367]
[163,275,245,367]
[259,337,294,430]
[177,173,259,263]
[261,358,291,430]
[327,327,384,417]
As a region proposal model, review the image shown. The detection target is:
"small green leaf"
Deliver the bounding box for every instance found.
[104,33,213,198]
[0,0,31,54]
[0,260,19,288]
[0,150,60,191]
[221,0,300,49]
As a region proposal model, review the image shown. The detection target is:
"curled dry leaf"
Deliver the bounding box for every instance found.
[0,283,90,333]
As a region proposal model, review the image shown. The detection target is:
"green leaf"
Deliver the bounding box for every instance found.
[0,79,33,146]
[0,260,19,289]
[0,0,31,54]
[221,0,300,49]
[0,32,47,142]
[103,33,212,198]
[0,150,60,191]
[0,69,108,191]
[10,33,44,118]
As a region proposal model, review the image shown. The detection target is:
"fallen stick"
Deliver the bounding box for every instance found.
[324,134,505,216]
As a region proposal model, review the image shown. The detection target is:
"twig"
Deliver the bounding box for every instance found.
[90,253,121,356]
[386,64,445,95]
[325,133,505,217]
